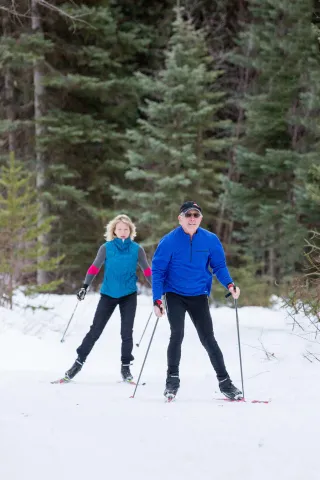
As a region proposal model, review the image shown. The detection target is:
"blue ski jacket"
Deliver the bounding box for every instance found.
[152,226,233,301]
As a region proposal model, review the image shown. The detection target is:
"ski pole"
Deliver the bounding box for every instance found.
[130,317,159,399]
[60,301,79,343]
[234,298,245,398]
[226,287,245,398]
[135,310,153,347]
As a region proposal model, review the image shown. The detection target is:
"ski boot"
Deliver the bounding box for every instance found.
[164,373,180,402]
[64,357,84,381]
[52,357,84,384]
[219,377,243,400]
[121,364,133,382]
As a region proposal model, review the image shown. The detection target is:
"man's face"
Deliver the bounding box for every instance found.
[178,209,203,234]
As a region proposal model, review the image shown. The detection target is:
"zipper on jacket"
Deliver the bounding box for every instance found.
[190,237,193,262]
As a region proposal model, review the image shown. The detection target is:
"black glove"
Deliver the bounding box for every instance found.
[76,285,88,301]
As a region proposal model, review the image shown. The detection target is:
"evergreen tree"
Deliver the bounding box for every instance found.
[0,153,63,308]
[224,0,320,285]
[0,0,172,290]
[1,1,168,289]
[37,2,152,287]
[112,9,232,245]
[0,4,45,165]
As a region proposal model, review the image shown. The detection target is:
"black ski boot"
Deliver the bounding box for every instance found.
[64,357,84,381]
[219,377,243,400]
[164,373,180,401]
[121,364,133,382]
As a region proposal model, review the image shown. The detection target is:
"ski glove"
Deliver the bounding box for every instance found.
[226,283,240,299]
[77,285,88,301]
[154,299,165,317]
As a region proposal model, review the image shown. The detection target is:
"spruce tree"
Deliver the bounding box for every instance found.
[1,1,163,288]
[224,0,320,284]
[0,153,63,308]
[38,1,176,287]
[112,9,232,245]
[37,2,152,286]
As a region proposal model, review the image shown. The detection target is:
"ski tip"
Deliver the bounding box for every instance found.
[119,380,146,386]
[164,394,176,403]
[51,377,70,384]
[214,397,270,404]
[216,397,245,402]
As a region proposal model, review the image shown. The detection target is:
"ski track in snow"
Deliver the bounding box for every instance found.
[0,292,319,480]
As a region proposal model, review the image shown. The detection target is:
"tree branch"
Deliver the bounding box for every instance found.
[1,0,89,23]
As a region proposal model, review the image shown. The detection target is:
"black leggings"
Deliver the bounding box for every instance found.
[165,292,229,381]
[76,292,137,364]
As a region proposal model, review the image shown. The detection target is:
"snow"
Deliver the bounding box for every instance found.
[0,291,319,480]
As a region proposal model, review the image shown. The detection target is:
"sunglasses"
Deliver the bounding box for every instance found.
[184,212,201,218]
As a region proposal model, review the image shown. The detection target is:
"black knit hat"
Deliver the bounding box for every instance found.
[179,201,202,215]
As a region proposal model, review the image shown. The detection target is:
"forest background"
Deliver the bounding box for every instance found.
[0,0,319,312]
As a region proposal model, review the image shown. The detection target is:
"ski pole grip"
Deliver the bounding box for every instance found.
[225,284,236,298]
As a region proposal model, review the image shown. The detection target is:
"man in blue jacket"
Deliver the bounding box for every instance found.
[152,201,242,401]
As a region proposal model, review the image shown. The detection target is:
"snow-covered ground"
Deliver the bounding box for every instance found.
[0,291,319,480]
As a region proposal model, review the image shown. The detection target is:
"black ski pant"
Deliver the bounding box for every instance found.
[165,292,229,382]
[76,292,137,365]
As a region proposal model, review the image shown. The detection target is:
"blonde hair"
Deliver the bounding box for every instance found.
[104,214,137,241]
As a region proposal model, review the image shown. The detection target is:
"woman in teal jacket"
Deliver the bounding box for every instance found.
[63,214,152,383]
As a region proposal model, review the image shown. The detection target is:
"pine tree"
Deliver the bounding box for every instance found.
[35,2,153,286]
[1,1,165,289]
[0,4,48,165]
[37,1,177,287]
[112,9,232,245]
[0,153,63,308]
[224,0,320,285]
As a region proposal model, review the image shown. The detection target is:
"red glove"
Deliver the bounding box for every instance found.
[154,299,164,317]
[226,283,240,299]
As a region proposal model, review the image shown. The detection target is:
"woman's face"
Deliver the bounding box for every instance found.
[114,221,131,240]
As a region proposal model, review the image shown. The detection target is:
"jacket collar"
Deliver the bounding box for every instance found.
[113,237,132,251]
[178,225,199,236]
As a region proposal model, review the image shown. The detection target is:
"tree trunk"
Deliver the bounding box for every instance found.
[216,0,251,249]
[268,181,276,283]
[31,0,49,285]
[268,247,275,283]
[2,8,16,153]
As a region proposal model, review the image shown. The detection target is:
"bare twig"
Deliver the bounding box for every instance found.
[306,350,320,363]
[290,331,320,345]
[303,353,313,363]
[0,3,31,18]
[37,0,88,21]
[309,317,320,339]
[286,309,306,332]
[259,339,276,361]
[1,0,90,24]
